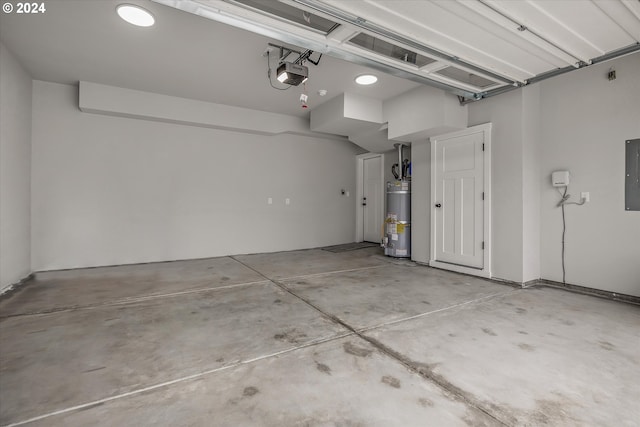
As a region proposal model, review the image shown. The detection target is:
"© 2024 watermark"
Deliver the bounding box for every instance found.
[3,2,46,14]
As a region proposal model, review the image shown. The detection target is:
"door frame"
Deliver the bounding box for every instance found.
[429,123,492,278]
[356,153,385,243]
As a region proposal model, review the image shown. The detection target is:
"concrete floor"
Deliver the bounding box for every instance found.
[1,247,639,426]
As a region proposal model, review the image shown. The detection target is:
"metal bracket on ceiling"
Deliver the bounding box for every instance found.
[267,42,322,67]
[267,43,302,63]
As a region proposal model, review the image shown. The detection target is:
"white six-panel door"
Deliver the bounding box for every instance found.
[431,124,491,276]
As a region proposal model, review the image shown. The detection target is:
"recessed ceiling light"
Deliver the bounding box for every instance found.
[117,4,155,27]
[355,74,378,85]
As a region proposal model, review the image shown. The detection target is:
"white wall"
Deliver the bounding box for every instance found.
[384,86,467,141]
[410,140,430,264]
[539,54,640,296]
[521,85,541,283]
[468,90,525,283]
[31,81,360,271]
[0,43,32,291]
[79,81,312,137]
[468,53,639,296]
[343,93,384,123]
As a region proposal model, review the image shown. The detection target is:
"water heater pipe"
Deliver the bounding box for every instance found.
[394,143,405,180]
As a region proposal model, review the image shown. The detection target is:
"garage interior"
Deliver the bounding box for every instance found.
[1,1,639,426]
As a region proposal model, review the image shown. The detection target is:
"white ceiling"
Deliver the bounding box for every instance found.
[156,0,640,99]
[0,0,421,118]
[1,0,638,118]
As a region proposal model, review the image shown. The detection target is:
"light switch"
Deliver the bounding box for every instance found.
[267,197,273,205]
[285,198,290,205]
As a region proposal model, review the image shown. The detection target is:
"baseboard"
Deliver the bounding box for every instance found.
[0,273,34,298]
[430,270,638,306]
[538,279,640,306]
[486,276,537,289]
[522,278,542,288]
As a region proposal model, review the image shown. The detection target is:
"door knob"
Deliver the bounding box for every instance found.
[435,203,442,208]
[363,197,367,206]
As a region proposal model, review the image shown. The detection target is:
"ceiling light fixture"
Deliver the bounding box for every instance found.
[117,4,155,27]
[355,74,377,85]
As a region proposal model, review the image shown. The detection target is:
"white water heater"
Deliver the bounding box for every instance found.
[383,180,411,258]
[382,143,411,258]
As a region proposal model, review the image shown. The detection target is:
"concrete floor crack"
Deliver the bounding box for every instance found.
[250,270,515,426]
[0,280,269,320]
[230,254,516,427]
[357,289,520,333]
[4,332,354,427]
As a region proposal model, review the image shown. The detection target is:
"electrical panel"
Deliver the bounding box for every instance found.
[626,139,640,211]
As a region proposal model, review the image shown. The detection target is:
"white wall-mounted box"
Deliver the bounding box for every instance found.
[552,171,570,187]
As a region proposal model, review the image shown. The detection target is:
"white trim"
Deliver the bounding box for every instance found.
[428,260,492,278]
[355,153,385,242]
[429,140,437,266]
[430,123,492,279]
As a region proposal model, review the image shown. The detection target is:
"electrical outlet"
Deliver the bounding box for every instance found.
[285,198,290,205]
[581,192,590,202]
[267,197,273,205]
